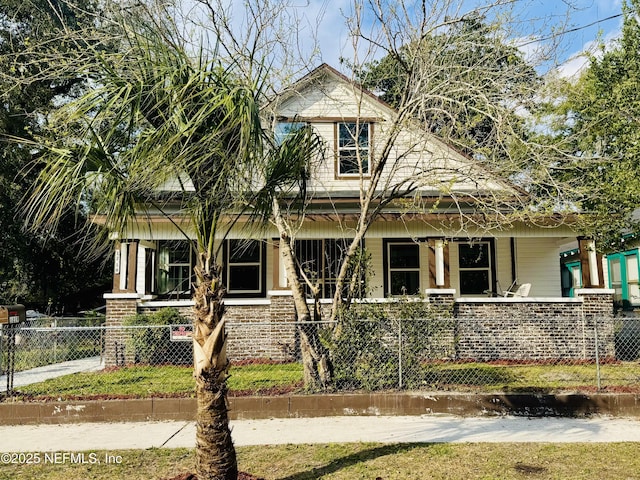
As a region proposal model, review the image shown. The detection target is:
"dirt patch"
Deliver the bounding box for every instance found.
[514,463,548,475]
[164,472,264,480]
[12,384,301,403]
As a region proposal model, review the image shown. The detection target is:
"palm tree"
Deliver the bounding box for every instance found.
[20,12,266,480]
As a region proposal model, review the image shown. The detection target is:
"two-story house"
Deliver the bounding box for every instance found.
[103,64,614,366]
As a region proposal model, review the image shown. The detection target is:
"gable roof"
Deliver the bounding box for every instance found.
[272,63,396,115]
[269,63,525,201]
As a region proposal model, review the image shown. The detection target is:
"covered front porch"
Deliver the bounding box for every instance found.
[103,221,615,367]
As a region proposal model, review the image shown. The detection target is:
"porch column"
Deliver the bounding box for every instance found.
[429,239,450,288]
[578,237,604,288]
[103,293,139,367]
[112,241,139,293]
[272,238,288,289]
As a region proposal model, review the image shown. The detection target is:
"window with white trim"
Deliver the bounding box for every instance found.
[387,242,421,295]
[226,240,263,295]
[337,122,370,176]
[458,242,492,295]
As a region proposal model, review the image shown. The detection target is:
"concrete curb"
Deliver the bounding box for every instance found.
[2,392,640,425]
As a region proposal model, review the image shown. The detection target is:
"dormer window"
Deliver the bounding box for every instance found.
[337,121,371,177]
[274,121,306,145]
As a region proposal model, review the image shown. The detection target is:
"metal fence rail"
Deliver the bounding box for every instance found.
[1,315,639,397]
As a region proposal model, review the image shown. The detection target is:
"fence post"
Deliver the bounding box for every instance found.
[398,318,403,389]
[594,319,601,390]
[53,317,57,364]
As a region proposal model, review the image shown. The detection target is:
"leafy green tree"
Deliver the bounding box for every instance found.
[357,13,539,164]
[550,0,640,247]
[0,0,110,310]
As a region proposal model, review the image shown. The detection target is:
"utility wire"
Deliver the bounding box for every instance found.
[517,13,624,48]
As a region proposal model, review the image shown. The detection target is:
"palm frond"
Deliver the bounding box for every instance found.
[22,8,265,264]
[248,124,325,225]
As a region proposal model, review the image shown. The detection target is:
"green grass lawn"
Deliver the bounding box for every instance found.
[1,443,640,479]
[15,360,640,400]
[423,362,640,391]
[18,362,304,399]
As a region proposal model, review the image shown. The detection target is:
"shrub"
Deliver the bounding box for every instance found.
[123,308,192,365]
[328,296,455,390]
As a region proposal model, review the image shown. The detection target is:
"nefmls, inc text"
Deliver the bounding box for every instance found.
[0,452,123,465]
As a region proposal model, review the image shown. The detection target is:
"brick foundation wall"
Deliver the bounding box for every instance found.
[104,291,615,367]
[455,291,615,362]
[106,294,299,367]
[221,296,297,361]
[578,291,616,359]
[104,297,138,366]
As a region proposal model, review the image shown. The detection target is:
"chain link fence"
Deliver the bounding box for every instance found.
[1,313,639,398]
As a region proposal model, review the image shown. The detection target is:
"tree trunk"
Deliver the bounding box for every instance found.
[193,256,237,480]
[194,374,236,480]
[280,237,332,390]
[298,309,332,389]
[271,200,332,389]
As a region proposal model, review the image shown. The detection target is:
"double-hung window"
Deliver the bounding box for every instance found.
[458,242,492,295]
[386,242,421,295]
[337,121,370,177]
[226,240,264,296]
[157,240,193,297]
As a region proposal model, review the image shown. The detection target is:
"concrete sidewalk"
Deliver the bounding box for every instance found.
[0,356,103,392]
[2,415,640,452]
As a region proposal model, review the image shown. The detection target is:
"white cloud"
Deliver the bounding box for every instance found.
[556,28,622,79]
[557,54,590,78]
[597,0,621,11]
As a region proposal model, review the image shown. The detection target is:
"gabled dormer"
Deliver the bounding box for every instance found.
[267,63,519,204]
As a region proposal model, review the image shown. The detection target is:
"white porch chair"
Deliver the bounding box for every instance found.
[503,283,531,298]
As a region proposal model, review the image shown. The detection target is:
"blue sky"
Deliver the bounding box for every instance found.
[183,1,627,79]
[304,0,626,78]
[534,0,624,76]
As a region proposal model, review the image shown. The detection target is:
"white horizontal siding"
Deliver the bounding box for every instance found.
[514,237,561,297]
[277,77,386,119]
[367,238,384,297]
[265,240,275,291]
[495,237,514,293]
[276,73,510,197]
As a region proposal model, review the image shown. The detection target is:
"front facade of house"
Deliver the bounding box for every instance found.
[104,64,614,366]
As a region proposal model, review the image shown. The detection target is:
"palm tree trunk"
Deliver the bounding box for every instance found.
[193,256,237,480]
[194,375,236,480]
